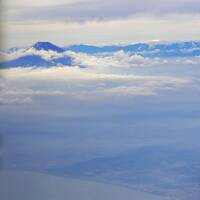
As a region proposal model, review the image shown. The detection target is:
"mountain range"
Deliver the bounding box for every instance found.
[0,41,200,68]
[64,41,200,56]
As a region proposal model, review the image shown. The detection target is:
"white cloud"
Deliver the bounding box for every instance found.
[70,51,159,68]
[3,48,64,61]
[6,0,200,22]
[2,45,200,105]
[3,48,200,68]
[0,66,192,105]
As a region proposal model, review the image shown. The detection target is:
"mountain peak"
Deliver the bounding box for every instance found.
[32,42,64,53]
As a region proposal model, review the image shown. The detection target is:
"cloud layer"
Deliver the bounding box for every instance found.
[3,48,200,68]
[9,0,200,22]
[0,65,192,105]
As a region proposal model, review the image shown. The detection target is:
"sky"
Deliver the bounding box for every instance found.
[1,0,200,48]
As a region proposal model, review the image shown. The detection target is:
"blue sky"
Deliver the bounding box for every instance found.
[2,0,200,48]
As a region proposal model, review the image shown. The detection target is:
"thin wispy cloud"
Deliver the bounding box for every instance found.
[0,66,192,105]
[7,0,200,22]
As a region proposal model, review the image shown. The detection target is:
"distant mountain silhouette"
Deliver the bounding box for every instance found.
[32,42,65,53]
[0,55,54,68]
[0,42,72,68]
[64,41,200,57]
